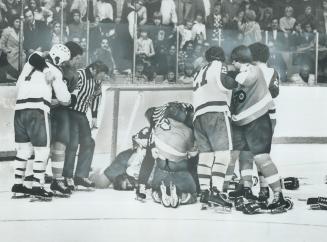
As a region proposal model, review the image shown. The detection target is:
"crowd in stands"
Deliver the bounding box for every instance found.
[1,0,327,84]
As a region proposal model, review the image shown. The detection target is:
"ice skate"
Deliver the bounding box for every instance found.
[11,184,32,199]
[160,181,171,207]
[135,184,147,202]
[228,184,244,200]
[267,192,290,213]
[74,177,95,191]
[169,182,180,208]
[209,187,233,213]
[64,178,75,191]
[257,187,270,209]
[50,179,72,197]
[200,189,210,210]
[30,186,53,202]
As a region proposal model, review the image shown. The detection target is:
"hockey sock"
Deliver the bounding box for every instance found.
[14,143,33,184]
[33,147,50,187]
[198,152,215,191]
[254,153,281,193]
[223,150,239,191]
[51,142,66,179]
[258,169,269,189]
[239,151,254,188]
[212,151,231,192]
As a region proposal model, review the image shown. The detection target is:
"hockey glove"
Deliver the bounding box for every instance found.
[282,177,299,190]
[307,197,327,210]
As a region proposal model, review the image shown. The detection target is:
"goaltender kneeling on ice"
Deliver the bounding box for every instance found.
[89,117,199,208]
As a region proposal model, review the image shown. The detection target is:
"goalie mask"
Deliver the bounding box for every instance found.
[49,44,71,66]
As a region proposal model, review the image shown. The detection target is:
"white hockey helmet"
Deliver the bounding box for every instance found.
[49,44,71,66]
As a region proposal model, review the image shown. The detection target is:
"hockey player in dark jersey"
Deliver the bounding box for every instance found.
[136,102,199,208]
[229,45,291,213]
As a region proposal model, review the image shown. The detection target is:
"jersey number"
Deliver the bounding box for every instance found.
[193,65,210,91]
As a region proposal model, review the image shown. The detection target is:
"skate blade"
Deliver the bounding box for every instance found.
[269,207,287,214]
[11,193,30,199]
[213,205,232,214]
[135,197,146,203]
[161,199,171,207]
[75,186,95,192]
[53,192,71,198]
[29,196,52,202]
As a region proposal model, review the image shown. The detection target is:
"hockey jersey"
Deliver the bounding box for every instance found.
[192,60,232,121]
[232,64,274,126]
[15,57,71,113]
[257,63,280,120]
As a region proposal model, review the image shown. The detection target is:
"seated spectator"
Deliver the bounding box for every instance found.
[163,69,176,84]
[266,18,287,51]
[67,9,86,41]
[0,14,23,79]
[133,60,149,83]
[178,63,194,84]
[289,63,315,85]
[178,19,193,49]
[297,5,315,27]
[70,0,96,22]
[280,6,296,35]
[239,9,262,45]
[96,0,114,23]
[289,22,304,51]
[51,21,67,45]
[135,0,147,25]
[259,7,273,31]
[27,0,53,25]
[192,13,206,44]
[93,37,116,76]
[23,8,51,56]
[2,0,21,26]
[160,0,177,26]
[136,29,155,59]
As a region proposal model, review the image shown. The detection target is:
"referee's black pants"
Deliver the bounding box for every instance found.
[63,110,95,178]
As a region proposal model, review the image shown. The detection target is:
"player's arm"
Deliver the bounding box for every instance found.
[28,52,48,71]
[268,70,280,98]
[235,64,257,87]
[220,64,238,90]
[51,71,71,106]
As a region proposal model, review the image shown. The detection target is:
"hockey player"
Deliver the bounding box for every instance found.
[227,42,280,203]
[192,46,236,210]
[230,45,290,213]
[12,44,72,201]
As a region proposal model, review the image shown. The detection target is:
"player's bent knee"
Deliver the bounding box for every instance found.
[253,153,271,167]
[34,147,50,161]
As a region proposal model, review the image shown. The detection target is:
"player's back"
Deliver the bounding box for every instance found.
[192,60,231,120]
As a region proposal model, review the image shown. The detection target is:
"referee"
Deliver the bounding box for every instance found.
[63,61,109,189]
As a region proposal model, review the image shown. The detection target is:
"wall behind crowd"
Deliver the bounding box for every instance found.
[1,0,327,85]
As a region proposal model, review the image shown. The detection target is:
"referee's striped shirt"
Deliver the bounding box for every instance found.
[72,68,102,117]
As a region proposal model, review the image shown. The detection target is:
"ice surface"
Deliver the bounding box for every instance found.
[0,144,326,242]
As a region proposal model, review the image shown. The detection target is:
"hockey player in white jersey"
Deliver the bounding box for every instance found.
[193,46,237,210]
[12,44,72,201]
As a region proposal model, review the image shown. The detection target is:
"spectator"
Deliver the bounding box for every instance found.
[178,62,193,84]
[297,5,315,28]
[135,0,147,25]
[0,1,8,34]
[166,44,177,72]
[207,2,227,43]
[315,0,327,34]
[2,0,21,27]
[136,29,155,59]
[144,0,161,24]
[259,7,273,31]
[67,9,86,41]
[222,0,241,20]
[27,0,53,25]
[51,21,67,45]
[175,0,193,24]
[279,6,296,34]
[0,14,24,78]
[152,44,169,76]
[70,0,97,22]
[289,63,315,85]
[192,13,207,44]
[190,0,214,22]
[239,9,262,45]
[133,60,149,83]
[163,69,176,84]
[93,37,116,76]
[178,19,193,49]
[96,0,114,23]
[289,22,304,50]
[160,0,177,26]
[266,18,287,51]
[23,8,51,56]
[51,0,71,24]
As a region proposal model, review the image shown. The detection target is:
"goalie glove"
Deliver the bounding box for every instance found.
[307,197,327,210]
[282,177,299,190]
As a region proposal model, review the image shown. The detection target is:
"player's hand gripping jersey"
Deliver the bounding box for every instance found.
[192,60,233,120]
[15,53,71,113]
[232,64,274,126]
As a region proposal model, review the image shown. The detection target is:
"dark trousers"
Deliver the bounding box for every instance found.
[63,111,95,178]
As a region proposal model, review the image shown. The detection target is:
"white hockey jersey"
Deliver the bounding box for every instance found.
[192,60,232,120]
[15,59,71,113]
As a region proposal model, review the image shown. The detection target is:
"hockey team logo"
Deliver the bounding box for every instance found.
[234,90,247,103]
